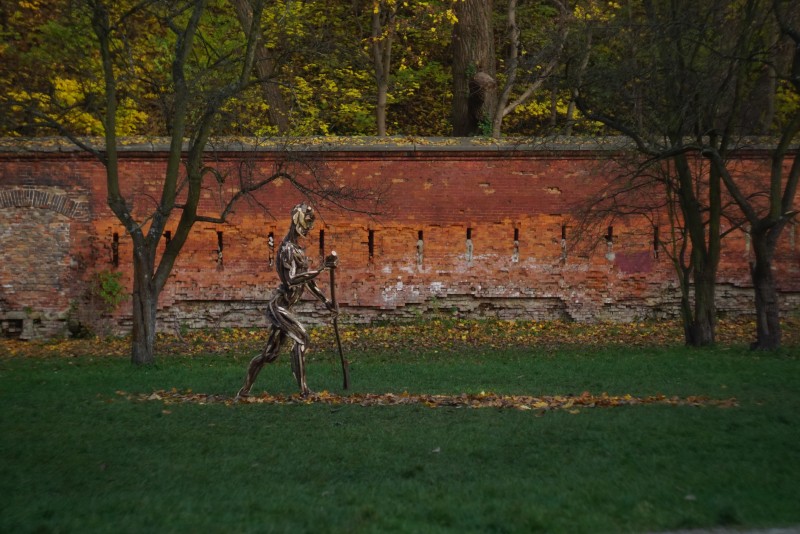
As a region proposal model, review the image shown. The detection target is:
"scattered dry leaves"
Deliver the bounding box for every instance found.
[115,388,738,413]
[2,317,797,359]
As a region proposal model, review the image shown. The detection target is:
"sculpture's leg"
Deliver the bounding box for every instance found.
[290,335,311,397]
[236,327,284,399]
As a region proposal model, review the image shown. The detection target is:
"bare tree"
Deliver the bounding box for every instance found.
[229,0,291,133]
[573,0,738,345]
[570,147,746,346]
[702,0,800,349]
[574,0,798,348]
[371,1,395,136]
[362,0,458,136]
[31,0,382,364]
[491,0,569,138]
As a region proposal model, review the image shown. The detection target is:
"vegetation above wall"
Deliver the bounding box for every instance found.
[1,1,797,139]
[0,135,792,155]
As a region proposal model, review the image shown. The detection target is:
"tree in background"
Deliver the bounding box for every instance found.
[558,0,616,136]
[4,0,380,364]
[452,0,606,138]
[573,0,798,348]
[573,0,728,346]
[0,0,443,137]
[228,0,290,133]
[2,1,149,136]
[1,0,608,137]
[377,1,456,136]
[367,1,458,136]
[371,0,396,136]
[451,0,496,136]
[490,0,570,138]
[702,0,799,349]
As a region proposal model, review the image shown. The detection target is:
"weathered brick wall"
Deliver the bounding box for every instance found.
[0,138,797,339]
[0,182,94,338]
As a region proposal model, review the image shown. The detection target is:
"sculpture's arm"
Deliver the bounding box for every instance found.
[296,254,339,311]
[286,265,326,286]
[307,279,333,307]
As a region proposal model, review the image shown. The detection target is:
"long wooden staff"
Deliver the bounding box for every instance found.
[328,252,350,389]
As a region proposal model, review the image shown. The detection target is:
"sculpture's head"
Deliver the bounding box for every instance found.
[291,203,315,237]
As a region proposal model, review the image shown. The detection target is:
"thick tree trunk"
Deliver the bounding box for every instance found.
[749,235,782,350]
[130,249,158,365]
[451,0,496,136]
[376,83,388,136]
[688,267,716,346]
[678,259,716,347]
[673,151,720,347]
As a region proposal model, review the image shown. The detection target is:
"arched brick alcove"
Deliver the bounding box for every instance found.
[0,187,89,220]
[0,187,90,339]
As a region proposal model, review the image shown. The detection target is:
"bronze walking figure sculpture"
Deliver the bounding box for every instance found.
[236,203,339,399]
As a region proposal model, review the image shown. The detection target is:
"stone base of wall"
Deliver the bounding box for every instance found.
[0,310,69,340]
[6,284,798,340]
[143,282,792,334]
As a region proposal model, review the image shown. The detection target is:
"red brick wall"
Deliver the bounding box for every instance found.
[1,139,797,338]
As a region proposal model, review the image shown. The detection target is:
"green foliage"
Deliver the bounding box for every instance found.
[478,115,493,136]
[389,61,452,135]
[89,270,129,315]
[0,0,794,137]
[774,79,800,131]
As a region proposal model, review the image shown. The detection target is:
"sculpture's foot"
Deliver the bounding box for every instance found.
[300,388,314,399]
[234,389,250,402]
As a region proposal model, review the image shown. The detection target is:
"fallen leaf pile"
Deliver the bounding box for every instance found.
[2,317,797,359]
[116,388,738,413]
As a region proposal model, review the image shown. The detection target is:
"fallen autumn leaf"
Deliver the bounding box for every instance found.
[116,389,739,412]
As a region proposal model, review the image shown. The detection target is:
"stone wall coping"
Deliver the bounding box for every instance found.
[0,136,789,156]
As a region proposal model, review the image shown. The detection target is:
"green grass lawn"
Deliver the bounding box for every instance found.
[1,338,799,533]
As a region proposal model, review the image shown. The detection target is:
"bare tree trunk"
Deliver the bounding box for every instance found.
[372,4,394,137]
[688,266,717,346]
[492,0,568,138]
[675,151,720,346]
[375,86,388,136]
[677,267,694,343]
[229,0,290,133]
[452,0,496,136]
[491,0,519,138]
[749,233,782,349]
[130,250,158,365]
[678,277,717,347]
[565,30,592,136]
[705,143,797,350]
[715,2,800,350]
